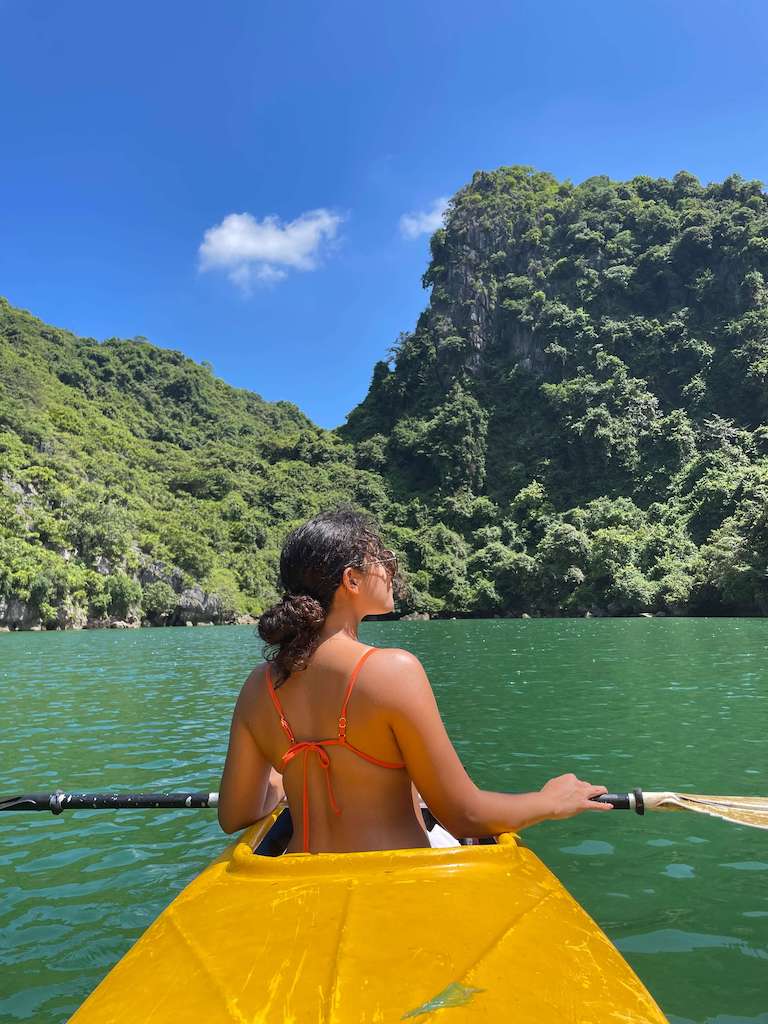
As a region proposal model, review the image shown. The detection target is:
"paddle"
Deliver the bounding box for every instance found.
[2,788,767,829]
[591,789,768,830]
[0,791,218,813]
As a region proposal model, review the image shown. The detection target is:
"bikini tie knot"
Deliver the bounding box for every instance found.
[281,740,341,852]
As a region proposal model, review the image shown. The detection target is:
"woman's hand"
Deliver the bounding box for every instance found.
[539,773,614,820]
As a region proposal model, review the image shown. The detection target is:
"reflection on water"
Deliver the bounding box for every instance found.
[1,618,767,1021]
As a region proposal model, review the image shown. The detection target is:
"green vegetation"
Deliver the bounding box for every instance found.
[0,300,385,627]
[3,165,768,627]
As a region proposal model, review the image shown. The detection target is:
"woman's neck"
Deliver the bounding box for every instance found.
[317,618,362,644]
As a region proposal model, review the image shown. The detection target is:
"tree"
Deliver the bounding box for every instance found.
[142,581,177,624]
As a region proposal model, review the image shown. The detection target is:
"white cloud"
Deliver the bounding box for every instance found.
[399,196,449,240]
[198,208,342,290]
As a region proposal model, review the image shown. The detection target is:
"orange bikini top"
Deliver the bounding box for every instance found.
[266,646,406,853]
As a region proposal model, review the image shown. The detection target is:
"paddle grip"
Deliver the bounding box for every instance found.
[592,793,630,809]
[590,789,645,814]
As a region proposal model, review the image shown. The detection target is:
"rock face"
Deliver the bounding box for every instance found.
[167,585,232,626]
[55,600,88,630]
[84,616,140,629]
[0,596,91,630]
[235,613,259,625]
[0,563,241,630]
[0,597,41,630]
[137,561,186,594]
[136,559,239,627]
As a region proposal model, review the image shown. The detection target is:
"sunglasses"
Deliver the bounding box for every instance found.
[346,551,399,575]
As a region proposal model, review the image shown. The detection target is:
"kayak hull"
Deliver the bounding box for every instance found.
[69,807,667,1022]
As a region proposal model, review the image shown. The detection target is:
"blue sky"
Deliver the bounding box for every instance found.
[2,1,768,429]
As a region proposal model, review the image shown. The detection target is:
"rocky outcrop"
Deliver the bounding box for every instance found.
[137,558,239,626]
[137,560,186,594]
[56,600,88,630]
[167,585,234,626]
[0,570,242,631]
[235,613,259,625]
[0,597,92,630]
[84,616,140,629]
[0,597,41,630]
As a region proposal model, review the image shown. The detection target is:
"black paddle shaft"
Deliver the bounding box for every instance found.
[0,791,217,814]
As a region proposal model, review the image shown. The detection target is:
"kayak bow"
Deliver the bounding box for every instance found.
[69,804,666,1023]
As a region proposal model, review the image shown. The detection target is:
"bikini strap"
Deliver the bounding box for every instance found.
[338,646,379,740]
[265,663,296,744]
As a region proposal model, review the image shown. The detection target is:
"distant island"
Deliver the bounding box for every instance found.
[3,165,768,630]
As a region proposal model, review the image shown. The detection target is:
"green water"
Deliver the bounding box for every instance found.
[1,619,766,1022]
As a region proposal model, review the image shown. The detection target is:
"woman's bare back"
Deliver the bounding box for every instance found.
[219,636,613,847]
[251,639,430,853]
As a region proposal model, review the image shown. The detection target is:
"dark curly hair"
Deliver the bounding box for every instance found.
[257,503,406,686]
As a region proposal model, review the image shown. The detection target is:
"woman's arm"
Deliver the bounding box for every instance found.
[380,650,613,837]
[218,672,285,834]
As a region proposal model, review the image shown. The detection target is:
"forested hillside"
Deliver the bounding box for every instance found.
[339,167,768,617]
[0,299,393,628]
[3,166,768,629]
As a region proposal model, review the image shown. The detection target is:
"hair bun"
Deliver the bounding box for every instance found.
[282,592,318,614]
[285,592,324,623]
[257,591,326,649]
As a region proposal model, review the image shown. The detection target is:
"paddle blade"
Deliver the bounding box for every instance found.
[644,791,768,830]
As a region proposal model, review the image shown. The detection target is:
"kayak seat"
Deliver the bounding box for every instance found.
[253,807,294,857]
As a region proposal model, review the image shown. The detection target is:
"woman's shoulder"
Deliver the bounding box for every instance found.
[364,646,429,693]
[369,645,422,669]
[362,648,435,720]
[249,661,271,682]
[239,662,273,705]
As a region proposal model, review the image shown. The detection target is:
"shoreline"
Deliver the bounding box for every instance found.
[0,608,760,633]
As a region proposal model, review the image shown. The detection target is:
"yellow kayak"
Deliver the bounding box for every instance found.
[69,806,667,1022]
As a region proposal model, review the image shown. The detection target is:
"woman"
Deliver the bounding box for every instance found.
[218,505,613,852]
